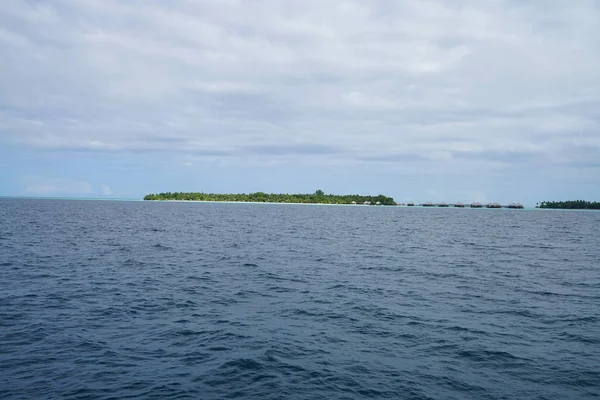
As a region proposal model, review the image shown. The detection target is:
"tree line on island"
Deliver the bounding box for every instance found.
[143,192,600,209]
[143,190,396,205]
[536,200,600,210]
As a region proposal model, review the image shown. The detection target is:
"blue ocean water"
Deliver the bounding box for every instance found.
[1,198,599,399]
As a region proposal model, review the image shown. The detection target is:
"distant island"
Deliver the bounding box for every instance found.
[143,190,397,205]
[537,200,600,210]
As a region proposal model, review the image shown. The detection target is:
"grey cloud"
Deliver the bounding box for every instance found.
[358,154,430,163]
[0,0,598,174]
[243,144,342,156]
[451,150,540,164]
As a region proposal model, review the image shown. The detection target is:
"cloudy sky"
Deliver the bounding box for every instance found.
[1,0,599,204]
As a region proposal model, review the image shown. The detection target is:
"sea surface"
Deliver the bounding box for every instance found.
[1,199,599,399]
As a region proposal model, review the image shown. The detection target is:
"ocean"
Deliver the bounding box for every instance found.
[1,198,599,399]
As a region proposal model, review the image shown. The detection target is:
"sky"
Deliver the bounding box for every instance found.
[1,0,599,204]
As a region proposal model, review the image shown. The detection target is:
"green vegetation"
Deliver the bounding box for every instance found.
[536,200,600,210]
[144,190,396,205]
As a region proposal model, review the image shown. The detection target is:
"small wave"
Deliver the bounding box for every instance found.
[327,283,346,290]
[303,297,332,305]
[211,297,238,306]
[173,328,208,337]
[280,308,359,324]
[422,374,492,396]
[257,271,307,283]
[218,358,264,371]
[562,315,599,323]
[477,309,544,319]
[182,351,211,365]
[446,325,489,336]
[517,288,586,298]
[207,346,231,352]
[265,285,297,293]
[123,258,146,267]
[242,263,259,267]
[457,349,528,363]
[558,332,600,344]
[0,312,26,321]
[131,301,167,313]
[152,243,172,250]
[186,274,212,282]
[27,273,59,279]
[75,339,108,352]
[351,325,416,340]
[234,289,274,299]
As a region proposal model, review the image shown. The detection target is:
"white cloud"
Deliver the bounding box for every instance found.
[22,176,93,196]
[100,184,113,196]
[0,0,598,176]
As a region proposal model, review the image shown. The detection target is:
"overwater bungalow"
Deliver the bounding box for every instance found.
[487,202,502,208]
[351,201,356,205]
[407,202,415,206]
[454,202,465,208]
[423,201,434,207]
[470,202,483,208]
[375,201,381,205]
[363,201,371,205]
[507,203,524,209]
[438,202,449,207]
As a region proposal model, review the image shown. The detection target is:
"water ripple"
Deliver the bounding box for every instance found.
[1,199,599,399]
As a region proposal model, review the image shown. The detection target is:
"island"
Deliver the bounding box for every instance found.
[143,190,397,205]
[536,200,600,210]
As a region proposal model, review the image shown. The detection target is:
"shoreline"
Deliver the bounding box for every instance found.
[146,199,543,209]
[147,199,378,206]
[3,197,599,211]
[143,200,599,210]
